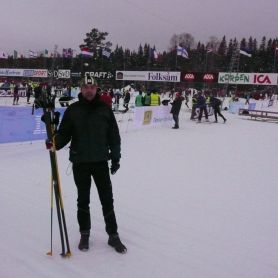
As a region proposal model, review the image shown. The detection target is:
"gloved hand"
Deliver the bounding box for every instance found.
[110,160,120,175]
[45,139,54,151]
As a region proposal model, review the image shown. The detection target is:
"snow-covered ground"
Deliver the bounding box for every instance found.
[1,101,278,278]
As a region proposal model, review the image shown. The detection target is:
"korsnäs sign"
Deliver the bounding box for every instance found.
[218,72,278,85]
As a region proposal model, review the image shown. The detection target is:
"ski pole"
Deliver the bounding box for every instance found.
[46,178,54,256]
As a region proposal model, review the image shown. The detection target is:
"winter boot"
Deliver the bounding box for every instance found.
[108,234,127,254]
[78,231,90,251]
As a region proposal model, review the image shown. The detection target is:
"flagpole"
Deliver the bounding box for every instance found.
[273,41,277,72]
[175,45,178,71]
[203,51,208,89]
[174,46,178,90]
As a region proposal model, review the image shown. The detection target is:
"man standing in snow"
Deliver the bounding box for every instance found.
[210,95,227,123]
[196,91,209,123]
[49,75,127,253]
[13,83,20,105]
[170,92,184,129]
[123,88,131,111]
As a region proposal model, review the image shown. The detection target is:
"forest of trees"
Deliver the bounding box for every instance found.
[1,28,277,74]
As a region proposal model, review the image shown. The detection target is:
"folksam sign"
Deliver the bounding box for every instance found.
[0,106,66,144]
[116,71,181,82]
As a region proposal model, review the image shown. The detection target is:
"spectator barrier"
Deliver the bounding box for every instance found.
[0,106,172,144]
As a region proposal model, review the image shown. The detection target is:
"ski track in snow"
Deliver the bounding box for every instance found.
[1,104,278,278]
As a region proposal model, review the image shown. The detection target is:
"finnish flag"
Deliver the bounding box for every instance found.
[177,45,189,59]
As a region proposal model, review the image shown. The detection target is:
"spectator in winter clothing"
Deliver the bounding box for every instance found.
[13,83,19,105]
[210,95,227,123]
[113,90,121,111]
[26,84,32,104]
[170,92,184,129]
[196,91,209,123]
[100,90,113,108]
[144,92,151,106]
[150,91,160,106]
[190,93,198,120]
[123,89,131,111]
[50,75,127,254]
[135,90,144,107]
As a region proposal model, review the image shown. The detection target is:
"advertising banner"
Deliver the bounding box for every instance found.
[0,68,72,78]
[181,72,218,83]
[116,71,180,82]
[23,69,48,78]
[0,68,48,78]
[218,72,278,86]
[0,107,66,144]
[0,69,23,77]
[47,69,71,79]
[85,71,114,79]
[229,102,244,114]
[132,106,172,129]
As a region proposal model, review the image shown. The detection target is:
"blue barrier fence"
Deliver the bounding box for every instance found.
[0,106,65,144]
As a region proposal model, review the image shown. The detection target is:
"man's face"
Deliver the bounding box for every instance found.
[81,85,97,101]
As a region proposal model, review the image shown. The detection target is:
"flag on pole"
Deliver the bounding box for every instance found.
[177,45,189,59]
[206,47,213,53]
[29,50,38,58]
[151,48,159,60]
[0,51,8,59]
[80,47,94,57]
[13,50,18,59]
[239,49,252,57]
[44,49,49,57]
[102,48,111,58]
[63,48,73,58]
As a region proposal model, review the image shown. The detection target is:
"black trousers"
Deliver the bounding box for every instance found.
[72,161,118,235]
[198,106,208,121]
[13,94,19,104]
[173,114,179,127]
[26,93,31,103]
[214,106,226,121]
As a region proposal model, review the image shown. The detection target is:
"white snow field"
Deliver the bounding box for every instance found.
[0,103,278,278]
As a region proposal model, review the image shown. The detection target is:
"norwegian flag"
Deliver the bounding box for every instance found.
[80,47,94,57]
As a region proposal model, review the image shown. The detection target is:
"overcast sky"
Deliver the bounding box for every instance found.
[1,0,277,54]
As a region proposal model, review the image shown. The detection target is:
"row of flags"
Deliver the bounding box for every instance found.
[0,48,112,59]
[80,47,112,58]
[1,43,278,60]
[176,43,278,59]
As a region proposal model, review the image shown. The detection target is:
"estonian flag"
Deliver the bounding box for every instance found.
[239,49,252,57]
